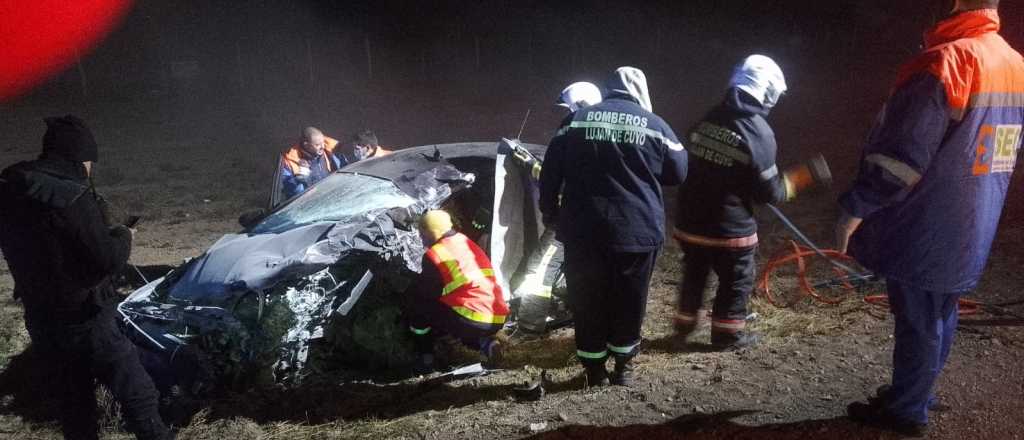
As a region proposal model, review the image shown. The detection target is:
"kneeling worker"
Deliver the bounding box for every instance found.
[406,210,508,372]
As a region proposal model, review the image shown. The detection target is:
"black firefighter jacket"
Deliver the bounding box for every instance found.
[540,91,688,253]
[675,88,788,244]
[0,157,132,323]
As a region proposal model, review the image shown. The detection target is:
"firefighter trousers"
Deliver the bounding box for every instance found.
[563,243,657,366]
[676,244,756,335]
[885,280,961,424]
[407,296,500,354]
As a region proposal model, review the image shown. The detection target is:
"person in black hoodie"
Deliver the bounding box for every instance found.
[673,55,827,350]
[0,115,170,440]
[540,67,688,387]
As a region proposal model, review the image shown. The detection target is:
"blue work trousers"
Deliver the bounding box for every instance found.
[885,280,961,424]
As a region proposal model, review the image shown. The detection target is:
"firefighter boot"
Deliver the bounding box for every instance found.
[847,400,927,437]
[710,330,760,351]
[611,355,637,387]
[480,337,504,368]
[411,330,436,375]
[672,312,700,340]
[582,361,609,388]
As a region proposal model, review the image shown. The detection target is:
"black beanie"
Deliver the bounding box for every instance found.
[42,114,99,163]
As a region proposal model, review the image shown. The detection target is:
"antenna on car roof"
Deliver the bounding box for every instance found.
[515,108,531,141]
[421,145,443,162]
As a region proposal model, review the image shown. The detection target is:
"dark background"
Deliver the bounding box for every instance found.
[2,0,1022,204]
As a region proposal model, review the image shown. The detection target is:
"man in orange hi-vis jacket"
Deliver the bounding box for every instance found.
[838,0,1024,436]
[277,126,343,200]
[405,210,508,373]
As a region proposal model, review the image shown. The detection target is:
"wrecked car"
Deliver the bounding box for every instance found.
[119,139,568,389]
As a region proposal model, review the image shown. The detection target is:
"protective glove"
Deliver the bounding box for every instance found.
[783,153,832,200]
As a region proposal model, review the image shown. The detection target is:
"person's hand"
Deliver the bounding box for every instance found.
[835,211,863,254]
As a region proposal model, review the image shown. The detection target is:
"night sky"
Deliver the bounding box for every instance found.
[4,0,1023,189]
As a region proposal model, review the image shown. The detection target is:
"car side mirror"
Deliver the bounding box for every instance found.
[238,208,267,229]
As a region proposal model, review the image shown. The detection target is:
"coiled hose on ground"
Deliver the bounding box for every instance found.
[759,204,1022,321]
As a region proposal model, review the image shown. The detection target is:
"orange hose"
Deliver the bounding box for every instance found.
[758,240,978,316]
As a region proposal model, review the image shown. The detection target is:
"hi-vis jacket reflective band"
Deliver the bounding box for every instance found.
[864,154,922,187]
[673,312,698,324]
[607,342,640,355]
[711,318,746,334]
[425,232,510,325]
[673,227,758,249]
[555,121,685,151]
[409,326,431,335]
[281,136,339,175]
[576,349,608,360]
[520,242,560,298]
[429,243,496,296]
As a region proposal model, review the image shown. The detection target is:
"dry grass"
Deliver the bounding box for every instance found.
[750,296,867,338]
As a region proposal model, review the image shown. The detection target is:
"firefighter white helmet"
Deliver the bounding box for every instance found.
[729,55,787,110]
[556,82,602,113]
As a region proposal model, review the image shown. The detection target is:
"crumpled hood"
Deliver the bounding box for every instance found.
[729,55,787,110]
[605,66,652,112]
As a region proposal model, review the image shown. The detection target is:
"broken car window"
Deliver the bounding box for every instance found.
[250,173,416,235]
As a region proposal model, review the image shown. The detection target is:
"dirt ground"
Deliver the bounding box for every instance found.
[1,98,1023,440]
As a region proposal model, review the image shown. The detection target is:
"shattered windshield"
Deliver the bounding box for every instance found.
[250,173,416,234]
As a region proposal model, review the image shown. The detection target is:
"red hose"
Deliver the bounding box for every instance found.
[758,240,978,316]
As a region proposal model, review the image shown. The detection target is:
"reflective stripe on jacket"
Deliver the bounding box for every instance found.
[674,87,787,243]
[840,9,1024,292]
[424,232,509,325]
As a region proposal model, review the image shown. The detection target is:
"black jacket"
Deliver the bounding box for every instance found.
[675,88,787,241]
[0,157,132,322]
[540,92,688,252]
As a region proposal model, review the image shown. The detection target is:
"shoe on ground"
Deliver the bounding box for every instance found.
[413,353,436,376]
[610,357,636,387]
[871,384,951,412]
[847,401,928,437]
[672,313,699,338]
[710,330,760,351]
[583,365,610,388]
[481,339,504,368]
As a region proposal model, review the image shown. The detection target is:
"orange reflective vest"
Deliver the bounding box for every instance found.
[424,232,509,325]
[281,136,339,175]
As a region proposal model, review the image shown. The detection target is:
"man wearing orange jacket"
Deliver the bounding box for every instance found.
[405,210,508,373]
[342,129,393,164]
[277,126,343,200]
[837,0,1024,435]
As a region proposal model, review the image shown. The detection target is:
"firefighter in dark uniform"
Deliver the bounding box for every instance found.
[405,210,509,373]
[540,67,688,387]
[0,115,171,439]
[673,55,828,349]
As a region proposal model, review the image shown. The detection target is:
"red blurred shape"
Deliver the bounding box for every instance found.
[0,0,133,102]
